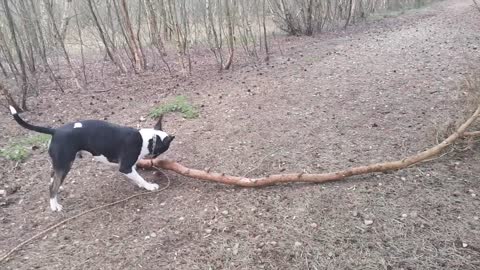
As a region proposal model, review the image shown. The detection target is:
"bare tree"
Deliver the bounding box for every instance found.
[3,0,29,110]
[59,0,73,42]
[119,0,146,72]
[223,0,235,70]
[87,0,126,73]
[144,0,171,72]
[43,0,84,90]
[74,3,87,84]
[262,0,269,61]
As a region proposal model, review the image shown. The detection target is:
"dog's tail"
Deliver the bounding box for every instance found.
[9,106,55,135]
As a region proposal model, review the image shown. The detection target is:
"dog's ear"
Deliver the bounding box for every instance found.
[163,135,175,145]
[153,115,163,130]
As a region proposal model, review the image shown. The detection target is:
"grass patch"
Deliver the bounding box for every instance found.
[149,95,199,119]
[0,134,51,162]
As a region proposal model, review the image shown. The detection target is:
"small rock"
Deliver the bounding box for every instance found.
[473,216,479,221]
[150,232,157,238]
[401,213,408,218]
[232,243,239,255]
[352,211,359,217]
[364,219,374,226]
[0,190,5,197]
[401,177,406,181]
[145,236,150,240]
[471,193,476,198]
[328,252,334,258]
[462,243,468,248]
[139,116,146,121]
[179,217,185,221]
[270,241,277,246]
[222,210,229,215]
[310,223,318,228]
[205,229,212,234]
[294,241,302,247]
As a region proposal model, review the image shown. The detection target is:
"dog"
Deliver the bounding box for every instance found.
[8,106,174,211]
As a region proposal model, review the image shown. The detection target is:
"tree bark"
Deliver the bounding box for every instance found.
[59,0,73,42]
[262,0,269,62]
[3,0,29,110]
[43,0,83,90]
[223,0,234,70]
[138,103,480,187]
[87,0,126,73]
[119,0,145,72]
[344,0,354,29]
[144,0,171,73]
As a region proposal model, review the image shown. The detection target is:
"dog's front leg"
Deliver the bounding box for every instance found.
[120,166,159,191]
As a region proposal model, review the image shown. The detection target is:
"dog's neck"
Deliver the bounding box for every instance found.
[138,129,168,160]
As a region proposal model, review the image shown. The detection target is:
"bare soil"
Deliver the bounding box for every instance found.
[1,0,480,269]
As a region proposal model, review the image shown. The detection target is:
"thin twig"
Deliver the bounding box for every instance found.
[463,131,480,137]
[473,0,480,12]
[0,168,170,264]
[243,148,282,177]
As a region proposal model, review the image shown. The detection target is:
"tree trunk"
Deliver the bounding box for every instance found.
[344,0,354,29]
[223,0,234,70]
[144,0,171,72]
[43,0,83,90]
[262,0,269,62]
[119,0,145,72]
[59,0,73,42]
[87,0,126,73]
[3,0,29,110]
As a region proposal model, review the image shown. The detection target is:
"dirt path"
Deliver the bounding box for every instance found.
[1,0,480,269]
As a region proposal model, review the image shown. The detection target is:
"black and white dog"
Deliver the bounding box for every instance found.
[8,106,174,211]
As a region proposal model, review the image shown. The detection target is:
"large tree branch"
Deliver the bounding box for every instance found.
[138,103,480,187]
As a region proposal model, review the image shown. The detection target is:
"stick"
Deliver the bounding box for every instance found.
[138,104,480,187]
[463,131,480,137]
[0,169,170,264]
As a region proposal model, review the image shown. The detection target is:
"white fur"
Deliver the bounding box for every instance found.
[93,155,118,166]
[74,122,83,128]
[9,105,17,115]
[125,167,159,190]
[138,129,168,161]
[50,196,63,211]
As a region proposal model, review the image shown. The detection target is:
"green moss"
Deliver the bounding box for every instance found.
[149,96,199,119]
[0,134,50,162]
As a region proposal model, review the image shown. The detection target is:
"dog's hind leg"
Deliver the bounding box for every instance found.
[49,169,68,211]
[49,146,75,211]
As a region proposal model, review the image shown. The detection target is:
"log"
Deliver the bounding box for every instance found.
[137,103,480,187]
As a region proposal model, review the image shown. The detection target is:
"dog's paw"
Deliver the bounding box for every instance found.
[144,183,159,191]
[50,198,63,212]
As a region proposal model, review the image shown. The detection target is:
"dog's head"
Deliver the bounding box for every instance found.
[147,115,175,158]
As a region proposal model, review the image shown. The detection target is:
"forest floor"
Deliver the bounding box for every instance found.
[1,0,480,269]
